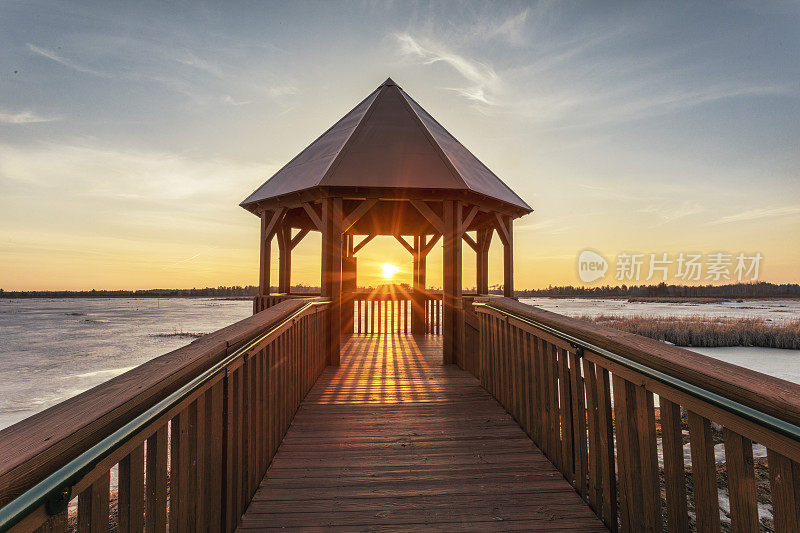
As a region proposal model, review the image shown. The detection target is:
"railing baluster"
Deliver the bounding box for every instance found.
[582,357,600,513]
[145,426,167,533]
[569,349,588,500]
[767,449,800,532]
[688,411,721,533]
[207,383,224,531]
[547,342,561,467]
[557,347,574,480]
[78,471,109,533]
[118,444,144,533]
[635,387,662,531]
[189,398,203,533]
[660,397,688,532]
[594,364,617,532]
[169,411,190,533]
[534,337,546,451]
[723,428,759,531]
[611,375,634,532]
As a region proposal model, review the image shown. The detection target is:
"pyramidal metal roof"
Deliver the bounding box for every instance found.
[241,78,531,212]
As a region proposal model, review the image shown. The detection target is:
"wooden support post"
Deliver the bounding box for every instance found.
[476,227,492,295]
[341,235,357,338]
[442,200,462,364]
[259,213,271,296]
[411,235,424,334]
[502,216,514,297]
[321,197,343,365]
[258,209,285,297]
[277,225,291,294]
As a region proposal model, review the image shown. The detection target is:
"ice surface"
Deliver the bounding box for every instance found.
[0,298,252,429]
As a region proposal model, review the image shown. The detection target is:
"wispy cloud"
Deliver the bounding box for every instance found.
[394,33,501,105]
[711,205,800,224]
[638,202,705,224]
[221,95,251,106]
[0,109,61,124]
[473,8,530,46]
[27,43,106,77]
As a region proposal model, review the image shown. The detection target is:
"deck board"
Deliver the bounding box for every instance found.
[237,334,606,531]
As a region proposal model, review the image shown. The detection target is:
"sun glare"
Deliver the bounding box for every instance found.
[380,263,399,280]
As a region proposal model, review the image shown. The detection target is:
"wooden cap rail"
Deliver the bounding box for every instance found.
[472,297,800,531]
[0,298,329,532]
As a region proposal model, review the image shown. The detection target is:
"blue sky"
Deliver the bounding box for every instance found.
[1,1,798,289]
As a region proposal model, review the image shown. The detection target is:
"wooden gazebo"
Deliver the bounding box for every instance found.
[241,77,531,364]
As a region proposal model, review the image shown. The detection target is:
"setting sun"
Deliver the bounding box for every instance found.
[380,263,400,280]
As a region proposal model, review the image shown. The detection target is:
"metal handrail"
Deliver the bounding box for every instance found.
[0,300,328,532]
[473,301,800,444]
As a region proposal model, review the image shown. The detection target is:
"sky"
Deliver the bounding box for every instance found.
[1,0,799,290]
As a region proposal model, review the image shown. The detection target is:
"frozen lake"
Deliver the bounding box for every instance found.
[0,297,798,430]
[0,298,252,429]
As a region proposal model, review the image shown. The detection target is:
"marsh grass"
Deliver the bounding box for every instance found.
[582,315,800,349]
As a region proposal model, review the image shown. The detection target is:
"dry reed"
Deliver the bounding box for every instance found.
[580,315,800,349]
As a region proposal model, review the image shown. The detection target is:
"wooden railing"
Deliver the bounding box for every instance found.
[0,298,329,532]
[253,292,320,313]
[350,290,442,335]
[471,297,800,532]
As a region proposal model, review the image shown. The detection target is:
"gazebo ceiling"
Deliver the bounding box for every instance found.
[241,78,532,217]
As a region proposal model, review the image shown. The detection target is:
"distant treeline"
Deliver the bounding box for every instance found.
[516,282,800,299]
[0,286,263,299]
[3,282,799,299]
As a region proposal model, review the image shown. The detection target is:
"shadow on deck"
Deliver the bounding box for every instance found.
[237,334,606,531]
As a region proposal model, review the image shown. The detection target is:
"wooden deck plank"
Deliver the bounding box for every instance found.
[237,334,605,531]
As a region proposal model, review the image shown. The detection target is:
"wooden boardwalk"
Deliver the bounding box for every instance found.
[238,334,606,531]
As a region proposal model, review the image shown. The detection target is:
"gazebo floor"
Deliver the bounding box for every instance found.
[237,334,607,531]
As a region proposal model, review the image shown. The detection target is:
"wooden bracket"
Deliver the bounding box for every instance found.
[393,234,415,255]
[410,200,445,234]
[352,235,375,255]
[461,205,479,234]
[342,199,378,233]
[301,202,322,231]
[289,228,310,250]
[421,233,442,257]
[478,227,494,253]
[493,213,510,247]
[263,208,286,241]
[462,233,478,252]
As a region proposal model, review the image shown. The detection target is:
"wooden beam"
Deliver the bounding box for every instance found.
[410,200,445,234]
[421,233,441,257]
[342,199,378,233]
[393,234,415,255]
[493,212,510,247]
[462,233,478,252]
[289,228,310,250]
[352,235,375,255]
[301,202,322,231]
[461,205,479,233]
